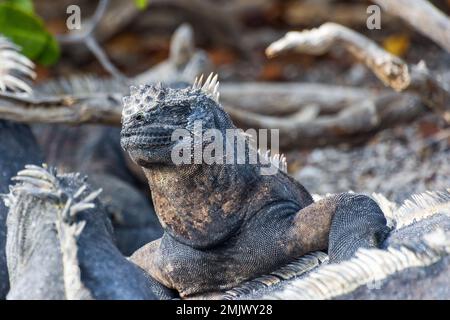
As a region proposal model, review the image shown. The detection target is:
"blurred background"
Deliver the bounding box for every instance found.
[35,0,450,83]
[3,0,450,202]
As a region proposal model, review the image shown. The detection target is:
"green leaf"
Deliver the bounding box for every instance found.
[2,0,34,13]
[134,0,149,10]
[0,3,60,65]
[36,33,60,66]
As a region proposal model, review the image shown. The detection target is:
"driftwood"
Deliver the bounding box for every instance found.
[95,0,141,42]
[266,23,410,91]
[226,93,426,149]
[266,23,450,122]
[0,86,427,150]
[134,24,212,85]
[57,0,125,80]
[0,83,378,125]
[0,92,122,126]
[372,0,450,53]
[220,83,387,116]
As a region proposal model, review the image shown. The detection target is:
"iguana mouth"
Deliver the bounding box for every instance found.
[121,125,176,149]
[121,133,173,150]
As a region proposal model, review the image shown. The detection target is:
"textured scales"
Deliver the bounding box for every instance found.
[13,165,97,299]
[0,35,35,94]
[221,251,328,300]
[32,122,163,256]
[122,73,288,172]
[266,231,450,300]
[121,73,389,297]
[256,189,450,300]
[187,190,450,300]
[3,165,173,300]
[0,120,43,299]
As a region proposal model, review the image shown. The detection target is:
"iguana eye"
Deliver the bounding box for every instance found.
[134,113,145,122]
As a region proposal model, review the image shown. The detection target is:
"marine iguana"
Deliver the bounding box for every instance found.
[29,22,212,255]
[30,25,206,254]
[120,73,390,297]
[2,165,174,300]
[0,121,43,299]
[32,123,163,255]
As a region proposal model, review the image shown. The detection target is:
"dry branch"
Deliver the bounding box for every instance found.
[57,0,108,44]
[134,24,212,85]
[373,0,450,53]
[0,89,427,150]
[57,0,125,80]
[95,0,140,42]
[0,92,122,125]
[267,23,450,122]
[226,93,426,149]
[0,83,378,125]
[220,82,387,116]
[266,23,410,91]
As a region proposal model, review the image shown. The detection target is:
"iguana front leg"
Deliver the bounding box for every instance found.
[288,193,390,262]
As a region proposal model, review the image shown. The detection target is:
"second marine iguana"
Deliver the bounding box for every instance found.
[120,74,390,297]
[0,121,43,299]
[2,165,173,300]
[32,123,163,256]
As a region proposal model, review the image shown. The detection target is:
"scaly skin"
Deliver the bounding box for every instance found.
[120,75,389,297]
[3,165,174,300]
[0,120,43,299]
[33,124,162,255]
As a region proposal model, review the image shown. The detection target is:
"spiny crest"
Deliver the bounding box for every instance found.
[3,164,58,207]
[0,35,35,94]
[392,189,450,229]
[192,72,220,103]
[312,190,450,231]
[3,164,98,300]
[371,193,398,228]
[3,164,102,222]
[223,251,327,299]
[258,149,288,173]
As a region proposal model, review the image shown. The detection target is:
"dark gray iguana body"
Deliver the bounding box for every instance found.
[30,22,212,256]
[32,123,162,255]
[0,120,43,299]
[120,74,390,297]
[3,165,174,300]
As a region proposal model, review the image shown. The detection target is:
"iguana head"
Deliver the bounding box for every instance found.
[121,73,233,167]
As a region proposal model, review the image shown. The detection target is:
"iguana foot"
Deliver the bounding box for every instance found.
[328,193,390,263]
